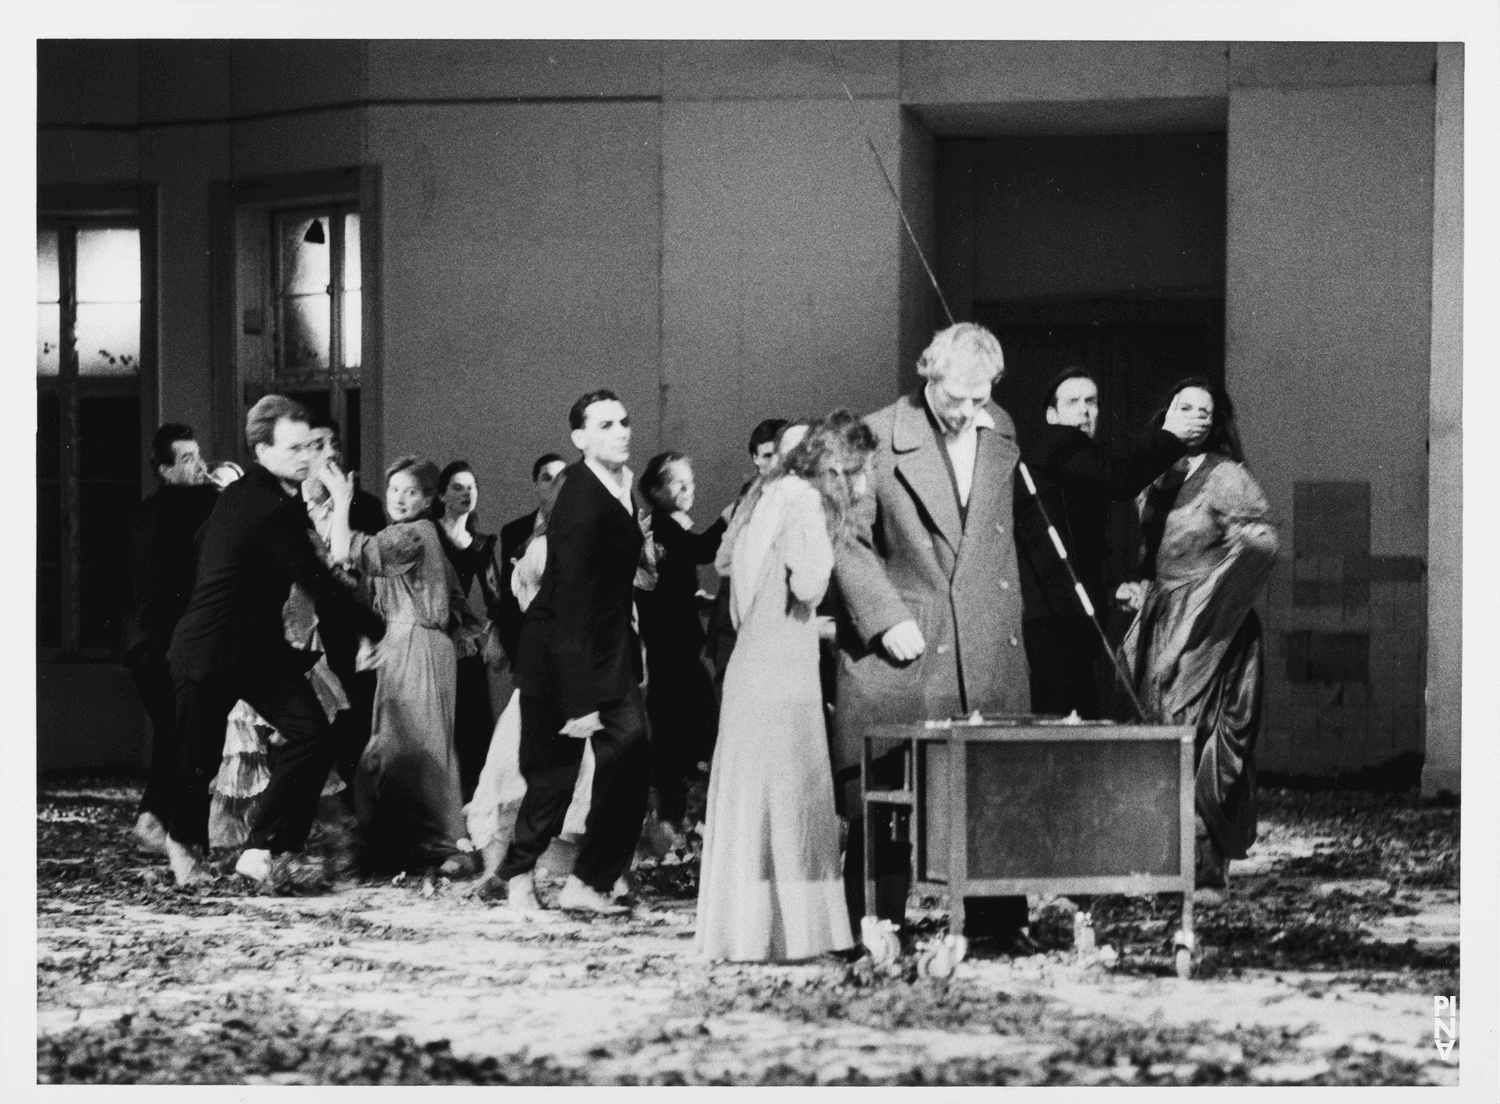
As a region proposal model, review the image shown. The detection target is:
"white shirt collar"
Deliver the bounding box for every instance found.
[584,456,635,512]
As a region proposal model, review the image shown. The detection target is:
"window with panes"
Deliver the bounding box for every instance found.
[239,205,363,469]
[36,219,145,656]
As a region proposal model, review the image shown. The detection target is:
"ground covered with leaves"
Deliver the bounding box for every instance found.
[37,780,1458,1085]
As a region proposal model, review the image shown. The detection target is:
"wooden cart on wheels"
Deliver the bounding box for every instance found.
[863,717,1201,978]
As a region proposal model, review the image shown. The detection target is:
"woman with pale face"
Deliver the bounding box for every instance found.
[323,454,486,878]
[1118,377,1279,904]
[433,460,506,800]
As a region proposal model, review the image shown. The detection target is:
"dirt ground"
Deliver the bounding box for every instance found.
[37,781,1458,1086]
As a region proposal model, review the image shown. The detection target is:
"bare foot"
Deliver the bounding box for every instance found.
[132,812,167,855]
[164,835,213,887]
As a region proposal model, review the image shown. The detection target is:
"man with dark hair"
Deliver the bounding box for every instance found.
[124,423,218,852]
[496,452,569,668]
[306,415,386,535]
[1013,369,1194,718]
[498,390,650,916]
[746,418,788,478]
[161,394,386,887]
[301,414,386,789]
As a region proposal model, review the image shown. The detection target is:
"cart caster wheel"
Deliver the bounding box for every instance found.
[1174,947,1193,979]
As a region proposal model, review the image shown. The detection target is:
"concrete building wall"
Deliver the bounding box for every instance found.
[1423,44,1463,796]
[366,101,663,515]
[1226,54,1437,778]
[660,98,907,516]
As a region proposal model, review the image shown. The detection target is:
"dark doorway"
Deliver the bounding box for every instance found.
[935,132,1228,718]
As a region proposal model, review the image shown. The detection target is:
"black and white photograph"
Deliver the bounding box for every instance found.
[19,0,1499,1093]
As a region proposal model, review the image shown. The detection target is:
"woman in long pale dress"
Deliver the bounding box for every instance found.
[696,411,876,963]
[326,456,486,876]
[1118,379,1279,892]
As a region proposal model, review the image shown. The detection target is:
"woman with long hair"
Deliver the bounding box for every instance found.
[1119,377,1279,895]
[434,460,506,800]
[695,410,875,962]
[636,450,727,828]
[324,455,485,876]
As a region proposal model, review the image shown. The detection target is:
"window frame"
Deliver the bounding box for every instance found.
[210,166,381,488]
[37,184,158,663]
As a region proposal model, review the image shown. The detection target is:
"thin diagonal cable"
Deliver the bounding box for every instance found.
[827,44,955,327]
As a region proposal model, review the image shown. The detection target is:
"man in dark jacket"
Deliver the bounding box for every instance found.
[124,423,219,853]
[497,391,649,916]
[496,452,568,668]
[1013,369,1193,718]
[162,395,386,887]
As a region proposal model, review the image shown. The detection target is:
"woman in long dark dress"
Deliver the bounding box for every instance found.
[326,456,485,876]
[435,461,505,801]
[636,451,728,827]
[1119,379,1279,893]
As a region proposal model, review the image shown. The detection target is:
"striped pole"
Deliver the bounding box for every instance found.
[1017,461,1148,722]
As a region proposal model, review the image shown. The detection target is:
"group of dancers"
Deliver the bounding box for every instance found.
[122,320,1278,963]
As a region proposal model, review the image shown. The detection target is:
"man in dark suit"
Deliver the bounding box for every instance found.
[497,390,649,916]
[124,423,219,854]
[302,415,385,788]
[496,452,568,669]
[162,395,386,887]
[1014,369,1193,718]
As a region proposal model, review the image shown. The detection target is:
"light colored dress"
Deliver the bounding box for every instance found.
[695,476,854,962]
[349,519,484,869]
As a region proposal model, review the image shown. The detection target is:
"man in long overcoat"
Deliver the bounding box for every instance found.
[834,322,1030,937]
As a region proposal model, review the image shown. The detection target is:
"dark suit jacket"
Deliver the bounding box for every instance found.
[636,507,726,659]
[1014,425,1185,622]
[515,463,643,719]
[167,463,385,683]
[349,487,387,539]
[123,483,220,664]
[497,509,539,667]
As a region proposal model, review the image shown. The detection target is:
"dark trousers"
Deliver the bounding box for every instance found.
[127,651,177,820]
[1023,616,1103,720]
[168,666,334,854]
[453,654,495,802]
[497,686,649,893]
[331,670,378,794]
[644,647,716,823]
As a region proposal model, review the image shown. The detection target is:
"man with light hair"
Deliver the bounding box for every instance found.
[834,321,1031,945]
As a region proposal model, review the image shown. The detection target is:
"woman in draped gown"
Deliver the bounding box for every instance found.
[1119,378,1279,892]
[695,411,875,963]
[326,455,486,876]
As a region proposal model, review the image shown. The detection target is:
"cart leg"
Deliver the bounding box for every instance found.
[1174,890,1196,979]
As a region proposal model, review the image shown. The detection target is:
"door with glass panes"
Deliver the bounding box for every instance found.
[36,219,145,659]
